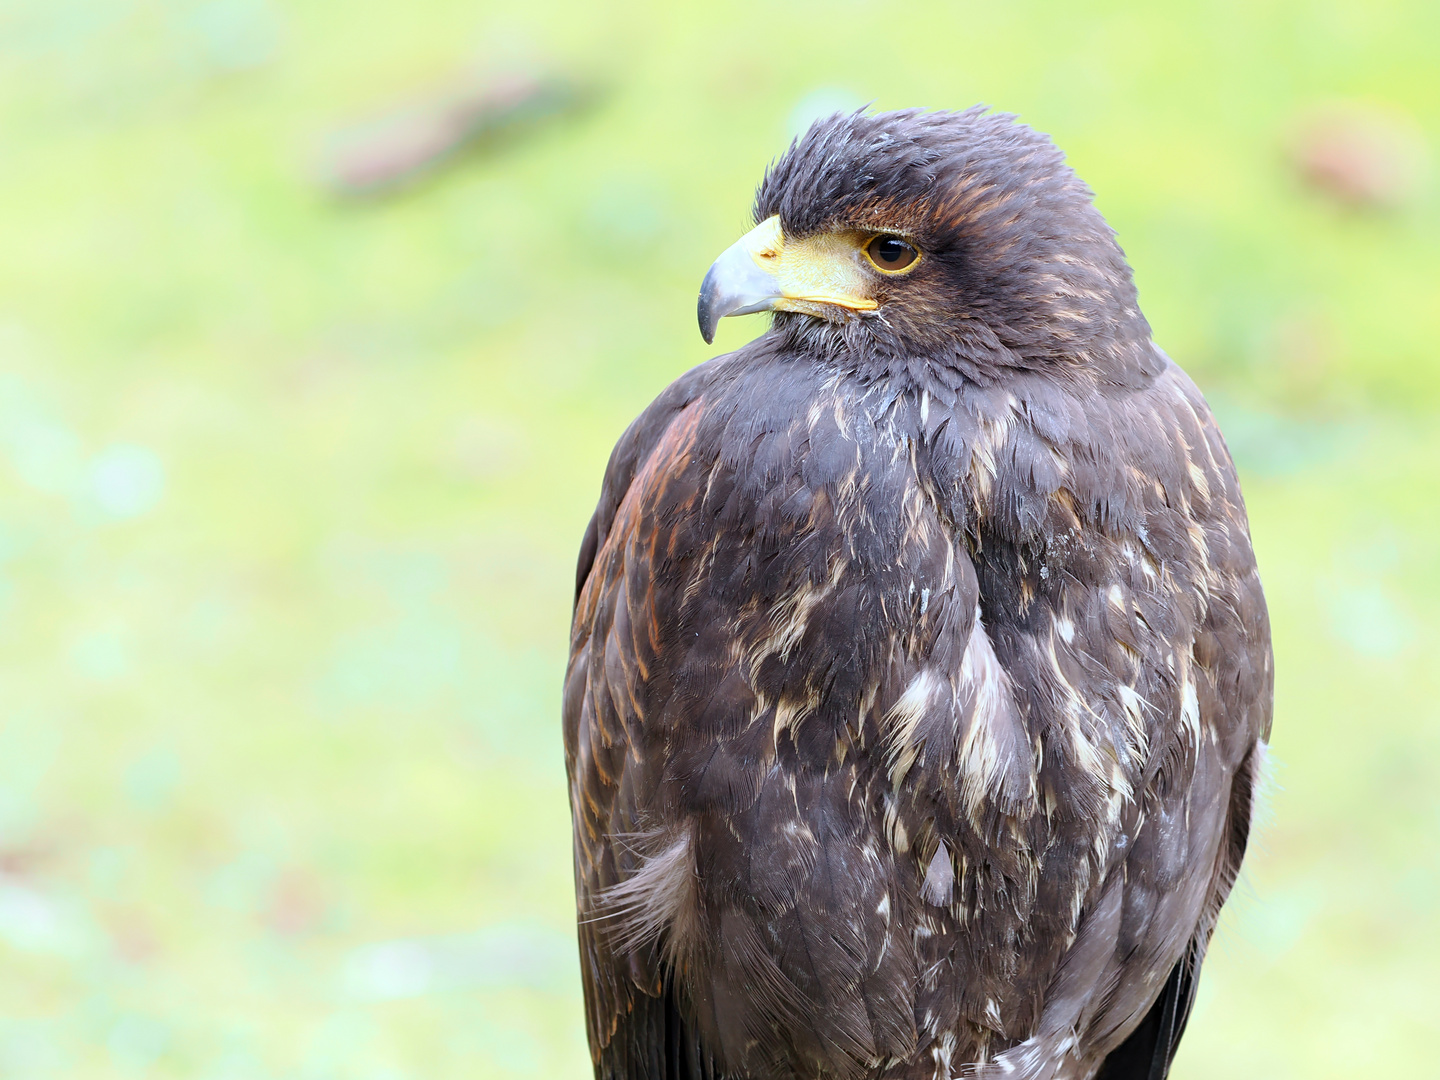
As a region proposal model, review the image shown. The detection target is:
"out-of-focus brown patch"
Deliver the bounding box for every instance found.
[1289,104,1432,210]
[264,868,327,937]
[0,845,51,877]
[319,66,598,196]
[107,907,160,965]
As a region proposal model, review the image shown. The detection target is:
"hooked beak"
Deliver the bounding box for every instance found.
[697,217,785,345]
[696,215,878,344]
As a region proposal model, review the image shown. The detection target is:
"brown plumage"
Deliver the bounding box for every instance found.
[563,108,1272,1080]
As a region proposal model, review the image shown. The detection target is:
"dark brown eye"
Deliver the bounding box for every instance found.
[865,235,919,273]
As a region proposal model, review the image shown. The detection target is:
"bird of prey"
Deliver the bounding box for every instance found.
[563,108,1272,1080]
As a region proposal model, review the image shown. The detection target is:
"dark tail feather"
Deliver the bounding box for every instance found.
[597,972,721,1080]
[665,974,721,1080]
[1093,940,1201,1080]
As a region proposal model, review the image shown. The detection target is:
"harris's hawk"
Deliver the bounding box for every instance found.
[563,108,1272,1080]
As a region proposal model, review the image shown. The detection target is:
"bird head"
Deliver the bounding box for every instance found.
[698,108,1152,378]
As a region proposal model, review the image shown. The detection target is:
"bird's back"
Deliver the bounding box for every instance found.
[564,338,1271,1080]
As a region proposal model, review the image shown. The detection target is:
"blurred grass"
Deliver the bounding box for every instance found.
[0,1,1436,1077]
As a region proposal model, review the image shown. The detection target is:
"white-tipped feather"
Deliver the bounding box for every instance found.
[588,832,699,965]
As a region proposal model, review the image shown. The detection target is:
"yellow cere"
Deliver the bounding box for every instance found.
[740,215,881,313]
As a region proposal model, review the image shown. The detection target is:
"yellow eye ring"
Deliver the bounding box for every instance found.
[863,235,921,274]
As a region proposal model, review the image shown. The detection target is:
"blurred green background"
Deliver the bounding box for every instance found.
[0,1,1437,1077]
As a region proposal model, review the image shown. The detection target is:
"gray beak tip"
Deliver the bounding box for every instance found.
[697,273,720,345]
[696,238,781,348]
